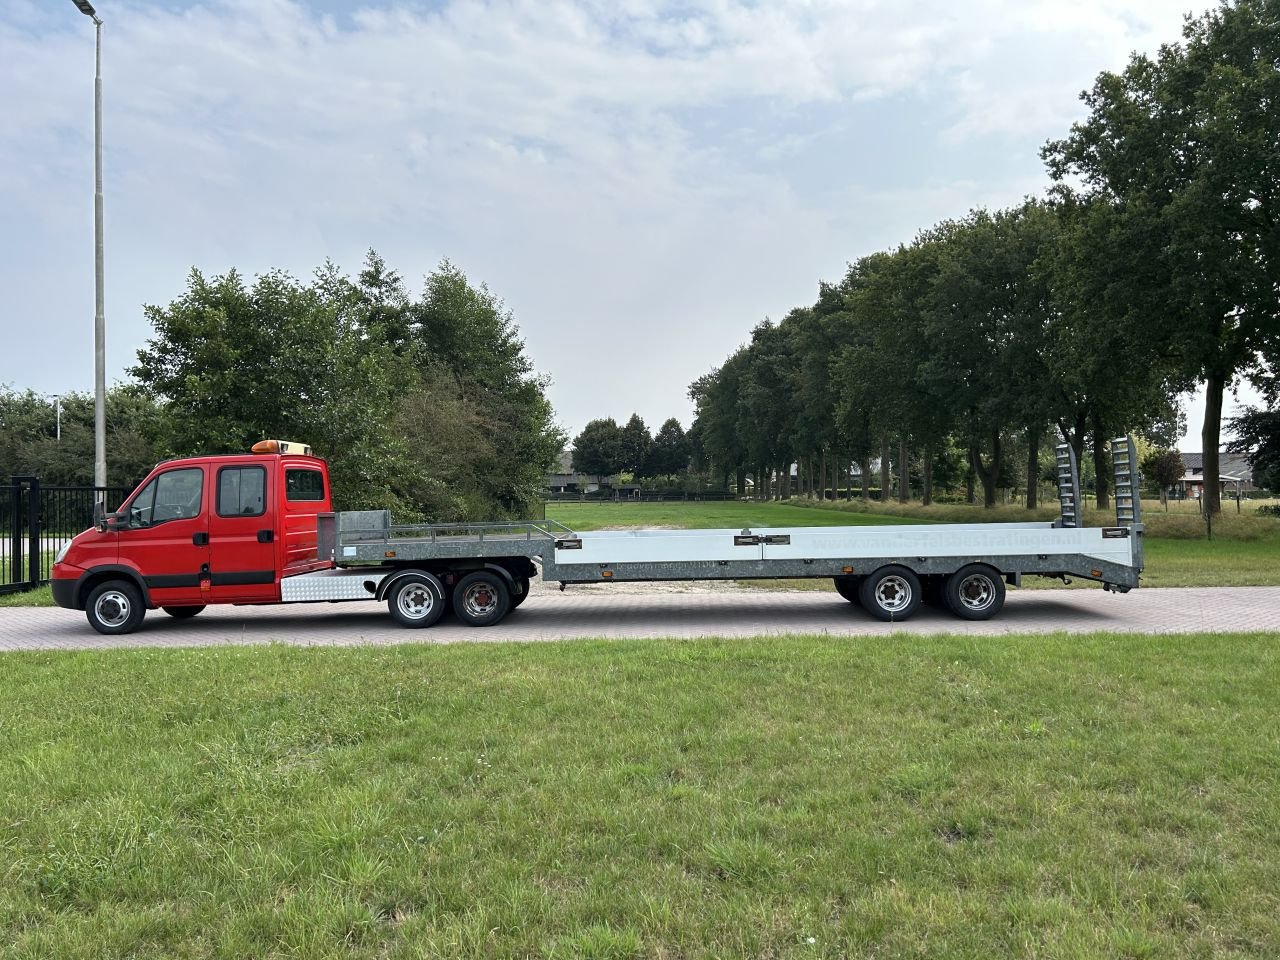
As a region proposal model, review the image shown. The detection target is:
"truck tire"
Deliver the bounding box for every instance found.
[162,605,205,619]
[453,571,510,627]
[85,579,146,635]
[833,575,861,604]
[510,576,531,609]
[943,564,1005,620]
[387,572,447,628]
[858,565,922,622]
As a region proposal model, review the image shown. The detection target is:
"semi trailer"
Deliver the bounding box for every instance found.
[51,437,1144,635]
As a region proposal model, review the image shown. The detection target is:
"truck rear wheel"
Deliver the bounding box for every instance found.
[453,571,510,627]
[387,573,447,628]
[85,579,145,635]
[943,564,1005,620]
[858,565,922,622]
[833,575,860,604]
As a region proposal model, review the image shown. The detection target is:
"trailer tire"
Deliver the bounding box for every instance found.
[858,565,922,622]
[943,564,1005,620]
[510,576,531,609]
[162,605,205,619]
[85,579,146,635]
[833,576,861,604]
[387,572,447,628]
[453,571,511,627]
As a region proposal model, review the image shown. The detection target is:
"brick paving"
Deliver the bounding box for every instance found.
[2,585,1278,652]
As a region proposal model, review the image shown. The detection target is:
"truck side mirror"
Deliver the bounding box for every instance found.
[93,501,106,532]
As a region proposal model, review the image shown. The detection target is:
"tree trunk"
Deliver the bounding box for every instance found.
[970,432,1002,508]
[922,445,933,507]
[860,456,871,500]
[780,461,791,500]
[819,449,827,501]
[1091,413,1110,512]
[1025,426,1040,510]
[1203,372,1225,516]
[736,468,746,497]
[879,441,890,503]
[898,436,910,502]
[1059,411,1087,470]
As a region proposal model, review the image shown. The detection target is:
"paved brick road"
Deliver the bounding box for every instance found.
[2,585,1278,651]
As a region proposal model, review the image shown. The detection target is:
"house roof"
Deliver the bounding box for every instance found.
[1178,452,1254,477]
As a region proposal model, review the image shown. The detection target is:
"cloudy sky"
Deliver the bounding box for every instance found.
[0,0,1254,449]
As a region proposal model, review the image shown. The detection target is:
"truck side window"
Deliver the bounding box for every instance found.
[218,466,266,517]
[285,468,325,502]
[128,468,203,527]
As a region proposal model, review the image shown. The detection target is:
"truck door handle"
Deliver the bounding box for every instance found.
[257,529,274,543]
[192,532,209,546]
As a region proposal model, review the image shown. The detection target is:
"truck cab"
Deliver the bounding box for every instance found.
[52,441,333,633]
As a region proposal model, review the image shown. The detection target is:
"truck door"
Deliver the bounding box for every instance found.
[209,463,278,602]
[116,465,209,607]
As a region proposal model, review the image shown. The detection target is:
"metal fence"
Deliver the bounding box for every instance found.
[0,478,129,595]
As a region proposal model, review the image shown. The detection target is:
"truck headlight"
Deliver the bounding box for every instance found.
[54,540,72,565]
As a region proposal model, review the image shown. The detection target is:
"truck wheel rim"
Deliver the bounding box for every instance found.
[958,574,994,611]
[462,583,498,617]
[875,576,912,612]
[95,590,132,627]
[396,583,436,620]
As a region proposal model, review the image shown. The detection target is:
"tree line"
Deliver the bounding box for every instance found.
[569,414,694,483]
[1,253,563,520]
[690,0,1280,515]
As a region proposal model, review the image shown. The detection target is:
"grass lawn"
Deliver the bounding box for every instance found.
[547,500,927,531]
[2,634,1278,958]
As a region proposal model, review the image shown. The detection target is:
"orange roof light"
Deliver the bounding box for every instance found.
[251,439,313,456]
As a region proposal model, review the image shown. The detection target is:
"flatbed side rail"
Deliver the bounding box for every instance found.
[344,518,578,545]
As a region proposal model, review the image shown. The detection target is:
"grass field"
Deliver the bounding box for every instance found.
[2,634,1278,958]
[548,500,1280,589]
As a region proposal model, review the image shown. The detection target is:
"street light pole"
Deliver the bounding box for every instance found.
[72,0,106,495]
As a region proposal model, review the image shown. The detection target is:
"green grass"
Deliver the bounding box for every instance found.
[547,500,927,531]
[0,585,53,607]
[2,634,1279,958]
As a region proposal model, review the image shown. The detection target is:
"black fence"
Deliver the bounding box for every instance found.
[0,478,130,595]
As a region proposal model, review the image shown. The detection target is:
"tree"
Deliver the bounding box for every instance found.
[571,418,625,476]
[619,414,652,477]
[0,386,163,487]
[1141,448,1185,510]
[132,254,562,519]
[1227,406,1280,492]
[1044,0,1280,513]
[644,418,691,479]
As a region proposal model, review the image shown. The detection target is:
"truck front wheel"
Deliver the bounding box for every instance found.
[858,566,922,622]
[453,571,511,627]
[387,573,447,628]
[85,579,145,635]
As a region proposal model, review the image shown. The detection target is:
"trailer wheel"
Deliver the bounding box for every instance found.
[162,605,205,619]
[387,573,447,628]
[858,566,922,622]
[85,579,145,635]
[510,576,531,609]
[943,564,1005,620]
[833,575,861,604]
[453,571,511,627]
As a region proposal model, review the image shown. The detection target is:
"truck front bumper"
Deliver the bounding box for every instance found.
[51,577,80,610]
